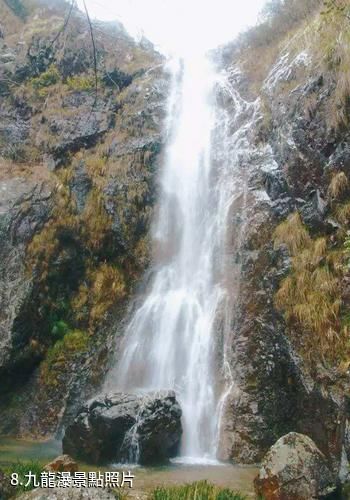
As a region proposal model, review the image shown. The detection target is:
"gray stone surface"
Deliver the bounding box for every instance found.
[63,390,182,465]
[254,432,336,499]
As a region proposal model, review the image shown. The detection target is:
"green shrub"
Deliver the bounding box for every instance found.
[40,330,89,387]
[149,481,246,500]
[66,74,97,91]
[31,65,60,90]
[4,460,43,494]
[51,319,70,340]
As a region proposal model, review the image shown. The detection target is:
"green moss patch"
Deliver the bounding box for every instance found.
[40,330,89,388]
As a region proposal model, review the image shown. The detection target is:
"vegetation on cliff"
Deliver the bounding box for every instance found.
[274,210,347,366]
[228,0,350,128]
[0,0,165,434]
[273,167,350,373]
[214,0,350,466]
[222,0,350,375]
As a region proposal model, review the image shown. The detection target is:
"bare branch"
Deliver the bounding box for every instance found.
[82,0,98,105]
[50,0,75,47]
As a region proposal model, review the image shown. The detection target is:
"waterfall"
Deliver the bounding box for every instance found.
[106,54,255,461]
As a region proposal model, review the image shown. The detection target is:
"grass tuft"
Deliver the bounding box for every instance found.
[328,171,349,200]
[274,212,311,255]
[274,211,348,366]
[149,481,246,500]
[66,74,98,92]
[3,460,43,494]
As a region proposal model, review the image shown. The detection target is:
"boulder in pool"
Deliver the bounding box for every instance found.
[254,432,336,500]
[62,390,182,465]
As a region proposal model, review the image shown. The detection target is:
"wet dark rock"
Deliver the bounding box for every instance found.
[107,135,162,159]
[40,96,114,166]
[102,68,132,89]
[298,189,333,234]
[27,39,54,77]
[218,192,349,470]
[328,143,350,176]
[263,170,289,201]
[57,49,92,80]
[0,167,53,376]
[0,112,30,159]
[254,433,336,500]
[62,390,182,465]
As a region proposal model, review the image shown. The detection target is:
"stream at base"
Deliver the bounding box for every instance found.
[0,438,258,498]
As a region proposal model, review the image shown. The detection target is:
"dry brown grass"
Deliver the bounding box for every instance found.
[81,189,112,252]
[274,212,311,255]
[328,171,349,200]
[72,263,126,329]
[335,202,350,225]
[274,211,348,366]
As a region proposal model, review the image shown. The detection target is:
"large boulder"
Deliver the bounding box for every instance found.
[63,390,182,465]
[254,433,337,500]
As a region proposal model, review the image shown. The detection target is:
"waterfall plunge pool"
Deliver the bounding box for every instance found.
[0,437,258,498]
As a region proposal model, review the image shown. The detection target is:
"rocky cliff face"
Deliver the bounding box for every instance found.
[0,0,167,436]
[217,2,350,480]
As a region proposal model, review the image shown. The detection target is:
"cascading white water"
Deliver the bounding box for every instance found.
[106,54,256,461]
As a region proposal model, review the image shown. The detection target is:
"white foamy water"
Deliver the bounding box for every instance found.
[106,54,259,461]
